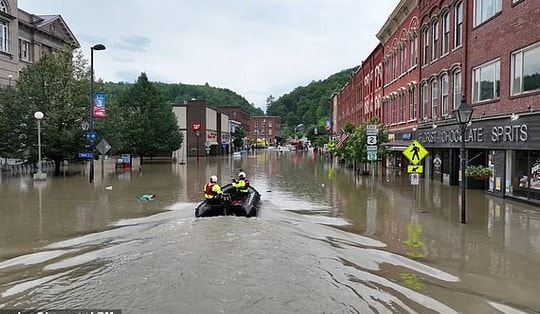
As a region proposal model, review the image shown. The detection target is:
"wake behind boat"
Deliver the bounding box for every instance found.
[195,184,261,218]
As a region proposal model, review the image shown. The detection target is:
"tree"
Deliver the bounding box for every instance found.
[0,48,89,175]
[231,126,246,151]
[112,73,183,164]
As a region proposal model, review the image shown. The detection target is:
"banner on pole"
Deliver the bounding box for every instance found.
[93,91,106,118]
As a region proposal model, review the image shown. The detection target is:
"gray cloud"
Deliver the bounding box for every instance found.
[113,35,152,52]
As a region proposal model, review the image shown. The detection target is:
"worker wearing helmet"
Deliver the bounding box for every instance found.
[232,171,249,195]
[204,175,223,204]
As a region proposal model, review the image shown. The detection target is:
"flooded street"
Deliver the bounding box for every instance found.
[1,151,539,313]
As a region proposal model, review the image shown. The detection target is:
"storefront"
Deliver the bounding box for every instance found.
[415,112,540,204]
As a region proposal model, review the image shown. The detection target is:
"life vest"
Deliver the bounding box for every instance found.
[238,179,249,193]
[205,183,217,198]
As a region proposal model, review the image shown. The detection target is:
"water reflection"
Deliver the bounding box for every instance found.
[0,151,539,313]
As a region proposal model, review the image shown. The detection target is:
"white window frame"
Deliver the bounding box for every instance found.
[453,70,462,110]
[422,83,430,119]
[511,41,540,95]
[401,44,407,74]
[0,20,9,52]
[442,12,450,55]
[454,2,463,48]
[441,74,449,116]
[474,0,502,26]
[19,39,30,61]
[410,36,418,68]
[431,80,439,118]
[432,20,439,61]
[409,87,417,120]
[400,93,406,122]
[472,59,501,103]
[422,28,430,65]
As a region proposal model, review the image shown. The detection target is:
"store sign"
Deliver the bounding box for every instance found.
[418,124,529,145]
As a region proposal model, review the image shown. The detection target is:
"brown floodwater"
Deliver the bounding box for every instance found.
[0,150,539,313]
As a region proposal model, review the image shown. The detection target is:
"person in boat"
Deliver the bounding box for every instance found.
[204,175,223,204]
[231,171,249,199]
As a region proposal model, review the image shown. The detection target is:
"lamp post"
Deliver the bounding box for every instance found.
[89,43,106,183]
[453,98,474,223]
[33,111,47,181]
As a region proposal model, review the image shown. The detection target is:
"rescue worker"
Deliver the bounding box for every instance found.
[231,171,249,198]
[204,175,223,204]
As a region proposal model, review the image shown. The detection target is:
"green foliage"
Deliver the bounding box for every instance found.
[266,67,357,138]
[336,118,389,163]
[465,165,493,179]
[231,126,246,150]
[0,48,89,174]
[102,73,183,162]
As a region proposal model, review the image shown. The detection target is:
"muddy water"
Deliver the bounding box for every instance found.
[0,151,539,313]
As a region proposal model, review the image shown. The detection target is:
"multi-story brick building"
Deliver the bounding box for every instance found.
[172,100,230,160]
[335,0,540,204]
[250,116,282,147]
[218,106,251,135]
[377,0,420,169]
[0,0,79,86]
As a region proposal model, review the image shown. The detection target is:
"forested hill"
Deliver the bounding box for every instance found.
[266,67,357,133]
[102,67,355,125]
[102,81,264,116]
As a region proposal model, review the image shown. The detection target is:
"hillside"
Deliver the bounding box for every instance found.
[102,67,356,127]
[266,67,357,133]
[102,81,264,116]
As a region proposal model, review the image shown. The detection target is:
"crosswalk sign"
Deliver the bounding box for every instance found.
[403,140,428,165]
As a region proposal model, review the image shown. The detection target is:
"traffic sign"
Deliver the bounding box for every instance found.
[367,151,377,161]
[403,140,428,165]
[408,165,423,173]
[366,124,377,135]
[410,173,420,185]
[96,139,111,155]
[78,152,93,158]
[192,122,201,131]
[367,135,377,145]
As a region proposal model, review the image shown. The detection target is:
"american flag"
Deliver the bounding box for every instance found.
[336,131,349,149]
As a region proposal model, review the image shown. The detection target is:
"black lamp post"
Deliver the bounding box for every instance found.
[89,43,106,183]
[453,97,474,223]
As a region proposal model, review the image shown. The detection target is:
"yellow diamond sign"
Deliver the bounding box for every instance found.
[403,140,428,165]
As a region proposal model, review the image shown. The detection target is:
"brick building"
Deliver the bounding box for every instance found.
[250,116,282,147]
[334,0,540,204]
[172,100,230,161]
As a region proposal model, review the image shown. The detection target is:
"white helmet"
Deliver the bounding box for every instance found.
[210,175,218,183]
[238,172,246,179]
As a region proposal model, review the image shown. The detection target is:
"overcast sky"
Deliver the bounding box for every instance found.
[19,0,399,111]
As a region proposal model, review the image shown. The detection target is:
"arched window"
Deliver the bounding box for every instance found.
[0,0,9,13]
[0,0,10,52]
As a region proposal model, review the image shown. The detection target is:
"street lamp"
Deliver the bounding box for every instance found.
[453,97,474,223]
[33,111,47,181]
[89,43,106,183]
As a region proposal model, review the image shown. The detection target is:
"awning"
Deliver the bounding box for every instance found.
[382,140,411,152]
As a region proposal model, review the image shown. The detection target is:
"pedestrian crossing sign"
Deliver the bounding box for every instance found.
[403,140,428,165]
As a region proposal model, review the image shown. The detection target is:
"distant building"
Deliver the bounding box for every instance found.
[0,0,79,86]
[218,107,251,134]
[250,116,282,146]
[172,100,230,161]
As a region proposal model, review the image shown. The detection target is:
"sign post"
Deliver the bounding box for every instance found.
[366,125,378,176]
[192,122,201,161]
[402,140,429,204]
